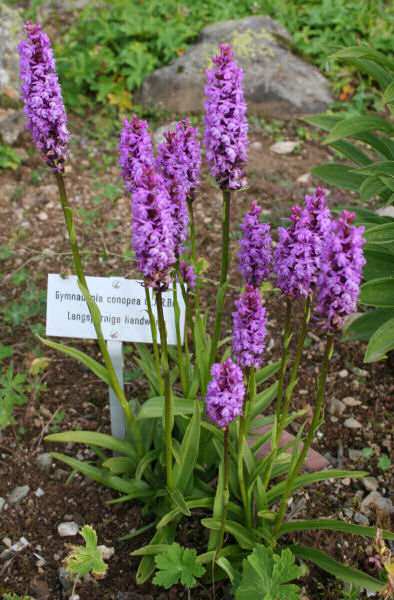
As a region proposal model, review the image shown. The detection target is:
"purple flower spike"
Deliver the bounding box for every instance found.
[156,118,201,200]
[203,44,248,190]
[232,285,268,369]
[238,202,272,287]
[18,21,70,173]
[316,210,365,330]
[131,166,176,289]
[273,188,333,299]
[205,358,245,429]
[179,259,197,290]
[120,115,155,194]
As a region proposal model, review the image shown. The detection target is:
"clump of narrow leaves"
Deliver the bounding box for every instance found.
[153,542,206,589]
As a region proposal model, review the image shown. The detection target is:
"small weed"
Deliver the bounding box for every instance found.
[50,409,66,433]
[362,447,374,460]
[377,454,391,471]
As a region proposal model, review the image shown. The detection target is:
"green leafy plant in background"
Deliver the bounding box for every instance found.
[302,45,394,362]
[0,143,22,171]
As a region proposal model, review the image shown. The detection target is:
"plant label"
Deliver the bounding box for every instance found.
[46,274,185,344]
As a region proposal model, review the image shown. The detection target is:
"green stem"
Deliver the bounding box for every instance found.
[277,296,311,444]
[175,262,195,344]
[156,290,173,492]
[209,189,231,367]
[273,333,334,537]
[215,428,230,561]
[172,280,187,397]
[244,366,256,436]
[275,299,292,425]
[187,196,199,314]
[145,287,164,396]
[238,369,252,529]
[55,173,143,456]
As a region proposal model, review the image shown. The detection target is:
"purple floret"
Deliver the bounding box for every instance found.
[131,166,176,289]
[232,285,268,369]
[205,359,245,429]
[119,115,155,194]
[203,44,248,190]
[238,202,272,287]
[179,259,197,290]
[273,188,333,299]
[18,21,70,173]
[316,210,365,330]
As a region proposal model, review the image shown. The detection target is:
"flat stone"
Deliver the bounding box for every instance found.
[34,487,45,498]
[0,548,14,561]
[270,140,298,154]
[249,421,329,472]
[344,418,362,429]
[343,396,362,407]
[58,521,79,537]
[11,536,30,552]
[135,16,334,118]
[296,173,311,184]
[354,511,370,526]
[361,491,393,516]
[8,484,30,504]
[362,476,379,492]
[98,545,115,560]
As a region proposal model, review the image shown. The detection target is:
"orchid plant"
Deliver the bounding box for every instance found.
[18,24,394,597]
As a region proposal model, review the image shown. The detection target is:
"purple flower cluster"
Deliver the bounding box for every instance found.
[131,166,176,289]
[238,202,272,287]
[205,359,245,429]
[232,285,267,369]
[273,189,332,299]
[316,210,365,329]
[179,259,197,290]
[119,115,155,194]
[203,44,248,190]
[18,22,70,173]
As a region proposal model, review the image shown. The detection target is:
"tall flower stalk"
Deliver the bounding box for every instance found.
[204,44,248,367]
[18,22,143,455]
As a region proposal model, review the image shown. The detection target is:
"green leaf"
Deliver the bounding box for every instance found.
[45,431,138,463]
[329,46,394,70]
[255,360,281,386]
[168,489,191,516]
[235,545,301,600]
[153,543,205,589]
[377,454,391,470]
[360,176,388,202]
[173,400,201,494]
[353,161,394,179]
[364,317,394,362]
[324,117,394,145]
[363,222,394,245]
[37,336,111,386]
[65,525,107,579]
[330,140,373,167]
[310,163,364,191]
[359,278,394,308]
[135,448,161,481]
[290,545,384,592]
[362,246,394,281]
[137,396,195,419]
[101,456,136,474]
[382,81,394,105]
[251,382,278,420]
[278,519,394,540]
[0,343,13,361]
[201,518,256,550]
[343,309,394,342]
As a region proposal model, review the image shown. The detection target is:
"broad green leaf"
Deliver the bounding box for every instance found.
[168,489,191,516]
[324,117,394,145]
[37,336,111,386]
[331,140,373,167]
[65,525,107,579]
[49,452,153,497]
[235,545,301,600]
[363,222,394,245]
[353,161,394,179]
[101,456,136,474]
[173,400,201,493]
[153,543,205,589]
[310,163,363,191]
[364,317,394,362]
[279,519,394,539]
[201,518,256,550]
[290,545,384,592]
[267,470,366,506]
[157,497,213,529]
[301,114,341,131]
[360,176,388,202]
[216,556,237,584]
[135,448,161,481]
[255,360,281,386]
[330,46,394,71]
[251,382,278,419]
[363,246,394,280]
[45,431,138,462]
[359,278,394,308]
[137,396,194,419]
[382,81,394,105]
[343,309,394,342]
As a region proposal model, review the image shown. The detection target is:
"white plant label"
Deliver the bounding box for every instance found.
[46,274,185,344]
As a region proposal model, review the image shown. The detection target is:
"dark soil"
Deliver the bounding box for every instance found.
[0,115,393,600]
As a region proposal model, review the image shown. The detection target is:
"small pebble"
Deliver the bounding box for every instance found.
[354,512,370,526]
[361,491,393,516]
[343,396,361,407]
[339,369,349,378]
[0,497,5,513]
[342,478,351,486]
[8,485,30,505]
[348,449,362,461]
[270,140,298,154]
[250,141,262,150]
[98,545,115,560]
[344,418,362,429]
[362,476,379,492]
[34,487,45,498]
[2,537,12,548]
[11,537,30,552]
[58,521,79,537]
[329,398,346,416]
[37,453,53,473]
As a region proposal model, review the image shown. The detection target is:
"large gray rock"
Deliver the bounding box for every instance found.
[134,16,334,118]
